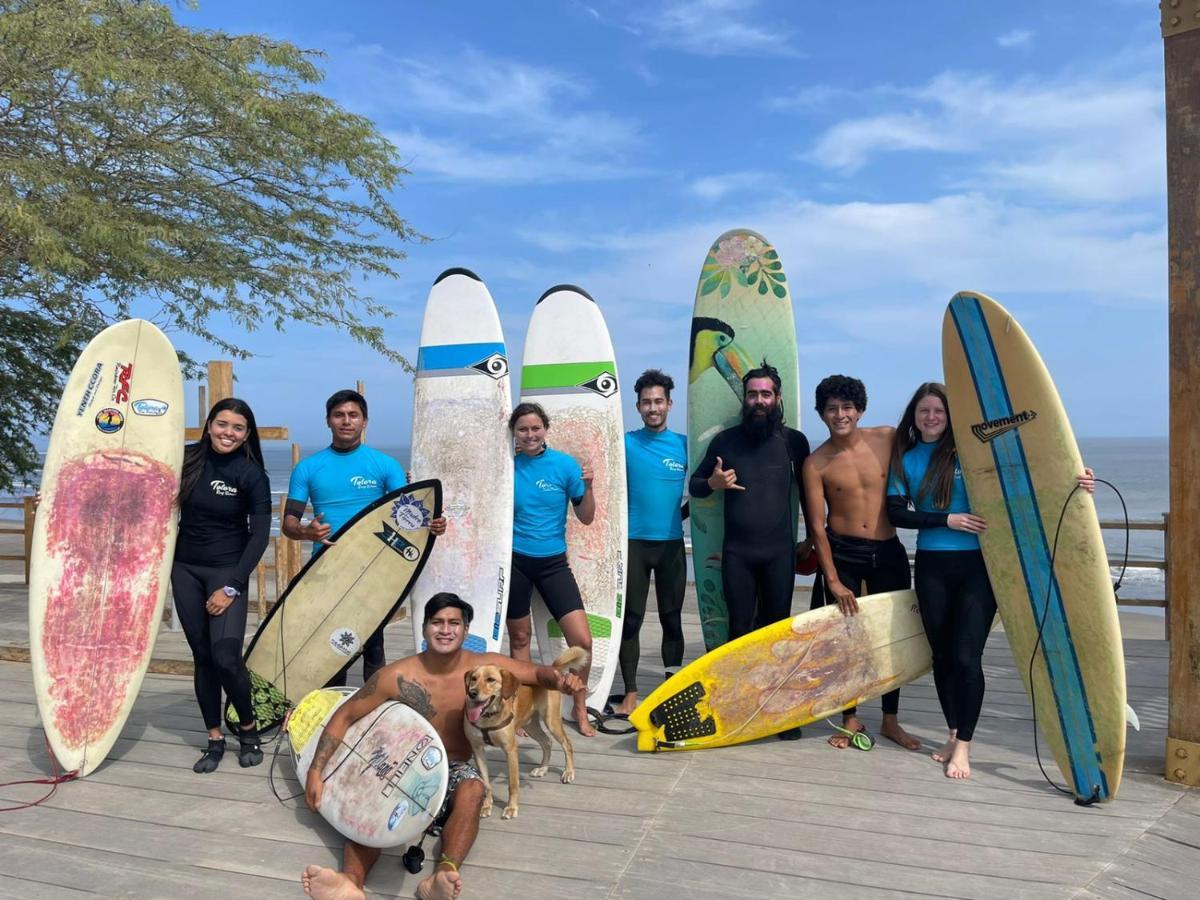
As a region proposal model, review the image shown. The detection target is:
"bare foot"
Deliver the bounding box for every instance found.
[880,717,922,751]
[574,700,596,737]
[301,865,364,900]
[416,867,463,900]
[945,739,971,779]
[613,692,638,715]
[932,730,957,764]
[828,714,865,749]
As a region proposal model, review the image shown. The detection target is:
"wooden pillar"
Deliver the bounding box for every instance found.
[207,361,233,407]
[1163,3,1200,787]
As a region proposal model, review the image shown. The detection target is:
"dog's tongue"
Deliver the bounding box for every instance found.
[467,701,486,724]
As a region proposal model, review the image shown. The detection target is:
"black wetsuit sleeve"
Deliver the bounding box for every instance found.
[226,467,272,593]
[788,430,812,540]
[886,494,950,531]
[689,433,725,499]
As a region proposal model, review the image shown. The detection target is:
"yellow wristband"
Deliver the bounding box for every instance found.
[436,857,459,872]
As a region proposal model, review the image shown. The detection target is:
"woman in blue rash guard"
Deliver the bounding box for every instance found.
[504,402,596,735]
[171,398,271,773]
[887,383,1093,779]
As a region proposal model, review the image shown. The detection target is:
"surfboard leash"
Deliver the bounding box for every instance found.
[0,735,78,812]
[1028,477,1128,806]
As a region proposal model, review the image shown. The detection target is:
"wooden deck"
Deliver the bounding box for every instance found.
[0,588,1195,899]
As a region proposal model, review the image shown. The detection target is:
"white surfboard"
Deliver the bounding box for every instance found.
[290,688,449,848]
[520,285,627,713]
[410,268,513,652]
[29,319,184,776]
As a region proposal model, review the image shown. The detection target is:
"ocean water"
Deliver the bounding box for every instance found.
[3,437,1168,600]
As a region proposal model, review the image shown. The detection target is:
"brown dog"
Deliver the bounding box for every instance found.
[463,646,587,819]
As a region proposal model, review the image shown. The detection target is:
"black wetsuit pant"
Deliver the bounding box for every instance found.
[723,539,796,641]
[915,550,996,742]
[171,561,256,730]
[811,532,911,717]
[619,539,687,693]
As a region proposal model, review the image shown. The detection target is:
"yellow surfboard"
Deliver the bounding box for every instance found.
[628,591,929,751]
[943,291,1125,801]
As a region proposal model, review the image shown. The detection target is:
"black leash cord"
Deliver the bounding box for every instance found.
[1029,477,1128,805]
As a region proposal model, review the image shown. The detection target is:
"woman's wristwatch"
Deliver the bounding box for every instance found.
[222,586,239,599]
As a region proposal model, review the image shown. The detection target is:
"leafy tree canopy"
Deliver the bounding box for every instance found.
[0,0,418,490]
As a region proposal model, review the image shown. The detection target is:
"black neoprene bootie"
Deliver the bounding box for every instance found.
[237,727,263,768]
[193,738,225,774]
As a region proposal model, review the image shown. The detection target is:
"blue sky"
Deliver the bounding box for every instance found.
[165,0,1166,446]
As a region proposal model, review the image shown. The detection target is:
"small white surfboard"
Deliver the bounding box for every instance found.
[410,268,513,652]
[290,688,449,848]
[519,285,627,713]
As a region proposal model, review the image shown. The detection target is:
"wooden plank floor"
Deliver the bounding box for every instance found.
[0,597,1194,899]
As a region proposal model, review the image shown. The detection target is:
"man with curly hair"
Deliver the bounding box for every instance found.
[802,375,921,751]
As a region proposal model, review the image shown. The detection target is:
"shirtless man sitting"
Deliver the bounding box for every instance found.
[802,375,921,751]
[301,592,584,900]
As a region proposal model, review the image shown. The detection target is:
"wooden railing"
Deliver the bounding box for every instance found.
[0,498,36,584]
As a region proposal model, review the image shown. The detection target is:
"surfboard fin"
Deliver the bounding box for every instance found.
[648,681,716,745]
[1125,703,1140,732]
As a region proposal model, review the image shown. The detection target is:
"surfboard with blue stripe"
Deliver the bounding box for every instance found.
[943,292,1125,802]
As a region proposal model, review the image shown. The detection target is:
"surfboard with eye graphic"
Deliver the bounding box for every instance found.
[688,229,800,651]
[410,267,513,653]
[520,285,627,714]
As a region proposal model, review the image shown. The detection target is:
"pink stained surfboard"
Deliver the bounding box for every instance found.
[29,319,184,776]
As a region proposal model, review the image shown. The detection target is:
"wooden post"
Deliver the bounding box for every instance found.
[22,496,34,585]
[1162,511,1171,641]
[356,380,366,444]
[1163,4,1200,787]
[208,361,233,406]
[197,385,206,425]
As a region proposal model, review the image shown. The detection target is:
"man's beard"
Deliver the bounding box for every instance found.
[741,402,782,441]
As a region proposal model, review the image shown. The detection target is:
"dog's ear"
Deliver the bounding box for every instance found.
[463,668,476,690]
[501,669,520,700]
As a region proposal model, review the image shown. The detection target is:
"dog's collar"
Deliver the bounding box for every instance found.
[477,712,515,746]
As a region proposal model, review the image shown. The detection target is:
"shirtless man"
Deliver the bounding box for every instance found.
[802,375,921,751]
[301,593,584,900]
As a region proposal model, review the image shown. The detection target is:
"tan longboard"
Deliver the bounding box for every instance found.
[943,291,1125,801]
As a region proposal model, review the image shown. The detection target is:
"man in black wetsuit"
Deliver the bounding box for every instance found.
[690,363,812,643]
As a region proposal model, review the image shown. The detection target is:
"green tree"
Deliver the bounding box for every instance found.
[0,0,419,490]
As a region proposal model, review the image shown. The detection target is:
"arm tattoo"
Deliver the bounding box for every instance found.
[311,730,340,774]
[396,675,436,722]
[355,672,380,700]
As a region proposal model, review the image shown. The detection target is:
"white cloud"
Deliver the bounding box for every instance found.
[804,71,1165,203]
[997,28,1034,49]
[634,0,797,57]
[332,45,644,185]
[688,170,770,201]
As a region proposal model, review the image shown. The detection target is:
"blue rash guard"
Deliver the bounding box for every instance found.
[887,440,978,551]
[512,448,586,557]
[287,444,408,551]
[625,428,687,541]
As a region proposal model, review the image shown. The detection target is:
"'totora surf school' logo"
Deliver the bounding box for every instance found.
[971,410,1038,443]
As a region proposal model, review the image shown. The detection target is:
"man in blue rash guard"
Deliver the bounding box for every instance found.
[613,369,689,716]
[282,390,446,686]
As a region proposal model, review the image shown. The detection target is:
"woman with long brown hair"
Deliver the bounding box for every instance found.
[172,398,271,772]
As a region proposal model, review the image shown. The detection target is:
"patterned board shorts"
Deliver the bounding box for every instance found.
[433,759,483,827]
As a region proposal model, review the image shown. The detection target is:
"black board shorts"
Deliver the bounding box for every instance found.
[506,551,585,621]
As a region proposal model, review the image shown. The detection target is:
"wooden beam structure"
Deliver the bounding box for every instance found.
[1162,2,1200,786]
[183,360,290,442]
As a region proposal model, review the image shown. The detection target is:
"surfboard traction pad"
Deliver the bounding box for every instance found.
[648,681,718,747]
